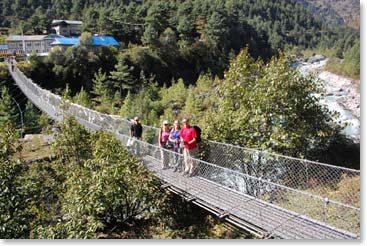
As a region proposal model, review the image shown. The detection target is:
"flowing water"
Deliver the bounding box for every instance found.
[297,59,360,142]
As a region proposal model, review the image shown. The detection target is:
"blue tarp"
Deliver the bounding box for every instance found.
[52,37,79,46]
[92,36,119,46]
[0,44,8,50]
[52,36,119,46]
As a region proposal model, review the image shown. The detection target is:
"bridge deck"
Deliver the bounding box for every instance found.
[143,156,357,239]
[8,63,359,239]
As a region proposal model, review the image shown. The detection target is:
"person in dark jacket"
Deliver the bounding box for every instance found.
[130,116,143,140]
[129,116,143,155]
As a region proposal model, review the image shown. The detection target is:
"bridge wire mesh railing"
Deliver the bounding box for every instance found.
[9,63,360,237]
[109,133,360,237]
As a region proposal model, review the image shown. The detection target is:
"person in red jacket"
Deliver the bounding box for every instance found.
[180,118,198,177]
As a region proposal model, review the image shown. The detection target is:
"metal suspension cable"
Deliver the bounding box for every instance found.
[6,61,360,238]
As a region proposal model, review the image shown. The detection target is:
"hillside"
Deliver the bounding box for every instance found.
[297,0,360,29]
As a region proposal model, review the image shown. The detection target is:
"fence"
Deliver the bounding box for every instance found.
[9,63,360,236]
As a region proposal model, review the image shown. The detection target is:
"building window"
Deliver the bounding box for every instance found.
[18,43,22,48]
[27,43,31,47]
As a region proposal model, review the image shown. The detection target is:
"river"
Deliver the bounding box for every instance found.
[296,58,360,142]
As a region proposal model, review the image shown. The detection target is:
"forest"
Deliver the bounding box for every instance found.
[0,0,360,239]
[0,0,360,83]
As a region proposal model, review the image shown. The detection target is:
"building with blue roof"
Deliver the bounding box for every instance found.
[5,34,65,56]
[0,44,8,51]
[3,28,119,57]
[0,44,9,57]
[51,35,119,49]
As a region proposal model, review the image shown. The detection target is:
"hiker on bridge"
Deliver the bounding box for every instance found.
[169,119,182,172]
[130,116,143,156]
[180,118,198,177]
[159,120,172,169]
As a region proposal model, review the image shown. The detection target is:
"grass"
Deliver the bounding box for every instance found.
[0,35,7,44]
[300,47,338,58]
[325,57,360,80]
[19,135,53,162]
[265,175,360,235]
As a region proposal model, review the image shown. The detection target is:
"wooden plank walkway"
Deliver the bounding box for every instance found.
[143,156,358,239]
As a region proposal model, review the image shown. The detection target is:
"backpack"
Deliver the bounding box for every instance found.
[193,125,202,143]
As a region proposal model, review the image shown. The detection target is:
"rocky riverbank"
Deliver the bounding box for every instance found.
[297,55,360,142]
[318,71,360,119]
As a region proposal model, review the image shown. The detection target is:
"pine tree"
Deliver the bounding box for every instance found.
[91,68,111,107]
[38,113,50,133]
[73,87,92,109]
[24,100,40,134]
[119,91,135,118]
[112,90,122,114]
[109,58,135,95]
[183,89,202,123]
[60,84,72,112]
[0,86,19,127]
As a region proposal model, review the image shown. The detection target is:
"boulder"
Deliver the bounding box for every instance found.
[307,54,325,63]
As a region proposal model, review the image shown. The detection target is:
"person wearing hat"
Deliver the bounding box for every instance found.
[158,120,172,169]
[129,116,143,155]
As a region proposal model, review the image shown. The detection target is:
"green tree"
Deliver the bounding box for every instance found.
[79,32,93,46]
[342,40,360,78]
[204,11,230,49]
[82,7,99,34]
[38,113,51,134]
[119,91,135,118]
[97,7,112,35]
[23,100,40,134]
[50,45,100,92]
[0,123,27,238]
[45,120,163,238]
[73,87,92,109]
[0,86,19,127]
[60,84,72,114]
[142,1,170,46]
[51,117,93,168]
[176,1,196,45]
[109,57,135,95]
[160,78,187,113]
[142,24,159,47]
[182,88,202,123]
[204,49,338,158]
[71,0,84,18]
[91,68,112,113]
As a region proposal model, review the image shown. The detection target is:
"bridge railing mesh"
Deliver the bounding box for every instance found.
[103,133,361,236]
[9,64,360,236]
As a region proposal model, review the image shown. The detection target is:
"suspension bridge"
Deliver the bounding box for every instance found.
[7,61,360,239]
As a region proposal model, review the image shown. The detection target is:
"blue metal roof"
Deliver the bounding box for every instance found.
[44,34,66,40]
[92,36,119,46]
[51,36,119,46]
[52,37,79,46]
[0,44,8,50]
